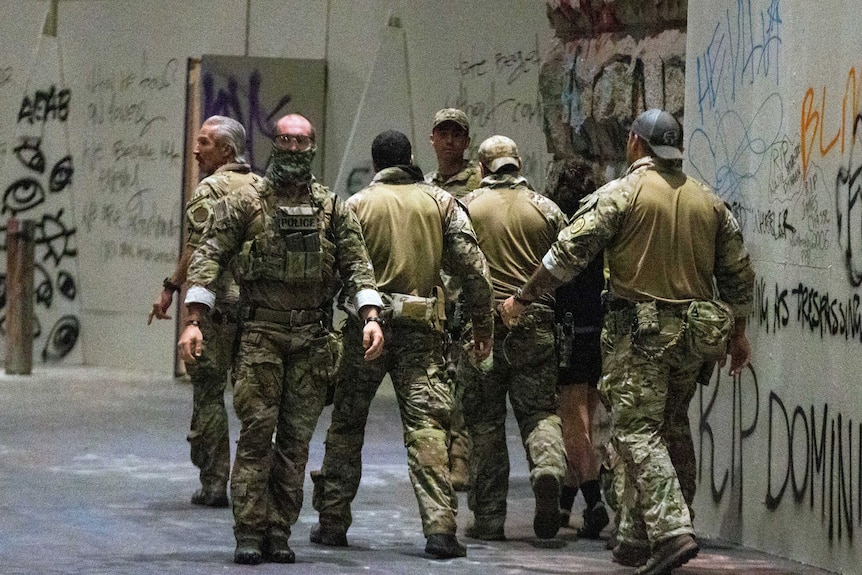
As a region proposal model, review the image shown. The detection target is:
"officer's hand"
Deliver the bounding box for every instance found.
[724,332,751,376]
[147,290,174,325]
[362,322,384,361]
[497,296,525,328]
[472,334,493,364]
[178,324,203,363]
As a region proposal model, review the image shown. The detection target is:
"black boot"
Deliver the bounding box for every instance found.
[425,533,467,558]
[263,532,296,563]
[533,474,561,539]
[234,538,263,565]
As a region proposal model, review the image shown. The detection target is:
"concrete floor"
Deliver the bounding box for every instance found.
[0,366,839,575]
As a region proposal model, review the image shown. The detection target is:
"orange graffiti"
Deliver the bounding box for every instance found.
[800,68,860,177]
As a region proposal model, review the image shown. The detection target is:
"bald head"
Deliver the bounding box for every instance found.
[275,114,316,142]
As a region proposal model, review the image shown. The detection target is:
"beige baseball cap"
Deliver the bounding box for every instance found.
[478,135,520,173]
[432,108,470,132]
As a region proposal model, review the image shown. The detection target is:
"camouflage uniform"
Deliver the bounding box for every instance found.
[425,159,482,486]
[186,177,382,548]
[184,163,260,497]
[425,160,482,200]
[312,166,493,538]
[543,156,754,547]
[459,171,568,534]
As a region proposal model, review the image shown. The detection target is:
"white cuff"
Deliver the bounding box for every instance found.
[354,288,384,311]
[184,285,216,310]
[542,251,573,282]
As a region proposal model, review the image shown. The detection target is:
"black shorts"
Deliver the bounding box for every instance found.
[558,331,602,386]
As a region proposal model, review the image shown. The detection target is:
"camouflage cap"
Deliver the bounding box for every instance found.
[630,108,683,160]
[432,108,470,133]
[478,135,520,173]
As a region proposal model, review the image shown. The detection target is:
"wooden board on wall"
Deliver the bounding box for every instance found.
[199,55,327,178]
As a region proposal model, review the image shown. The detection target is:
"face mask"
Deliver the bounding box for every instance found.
[266,145,316,188]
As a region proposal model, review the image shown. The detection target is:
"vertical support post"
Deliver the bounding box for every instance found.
[6,217,35,375]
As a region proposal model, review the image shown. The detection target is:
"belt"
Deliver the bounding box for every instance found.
[603,298,688,313]
[243,306,324,326]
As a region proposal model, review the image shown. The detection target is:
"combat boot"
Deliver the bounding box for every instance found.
[190,486,229,507]
[612,541,650,567]
[425,533,467,558]
[263,532,295,563]
[309,523,348,546]
[464,516,505,541]
[634,533,699,575]
[532,473,561,539]
[233,537,263,565]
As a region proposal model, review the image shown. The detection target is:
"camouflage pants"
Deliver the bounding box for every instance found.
[312,317,457,536]
[599,304,700,546]
[444,341,471,479]
[230,320,339,543]
[460,310,566,526]
[185,311,236,492]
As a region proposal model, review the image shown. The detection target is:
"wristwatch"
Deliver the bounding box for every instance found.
[163,277,181,293]
[513,287,534,305]
[364,316,385,326]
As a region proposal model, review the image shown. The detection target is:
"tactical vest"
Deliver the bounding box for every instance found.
[236,181,337,293]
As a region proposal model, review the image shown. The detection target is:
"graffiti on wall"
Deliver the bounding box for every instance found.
[446,34,547,189]
[689,0,862,555]
[78,53,183,277]
[0,83,79,361]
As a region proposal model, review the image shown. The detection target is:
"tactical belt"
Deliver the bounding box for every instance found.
[243,306,324,326]
[603,297,687,313]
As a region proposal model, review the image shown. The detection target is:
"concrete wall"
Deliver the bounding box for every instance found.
[540,1,859,572]
[0,0,553,370]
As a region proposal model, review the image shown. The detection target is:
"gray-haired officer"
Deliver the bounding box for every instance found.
[149,115,261,508]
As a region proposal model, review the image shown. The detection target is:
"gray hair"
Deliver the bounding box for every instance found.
[203,115,248,163]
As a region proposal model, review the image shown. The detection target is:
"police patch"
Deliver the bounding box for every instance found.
[275,206,319,233]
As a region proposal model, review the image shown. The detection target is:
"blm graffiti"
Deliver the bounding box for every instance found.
[1,86,79,362]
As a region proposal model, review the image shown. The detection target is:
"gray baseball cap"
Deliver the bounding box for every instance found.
[433,108,470,132]
[630,109,683,160]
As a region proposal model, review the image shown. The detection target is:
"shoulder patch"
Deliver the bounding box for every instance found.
[570,216,586,234]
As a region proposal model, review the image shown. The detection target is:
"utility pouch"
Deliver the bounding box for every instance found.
[634,300,660,336]
[686,299,734,361]
[382,292,441,331]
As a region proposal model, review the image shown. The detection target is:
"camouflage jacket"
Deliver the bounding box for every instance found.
[544,156,754,316]
[184,163,261,306]
[185,177,381,314]
[424,160,482,199]
[348,166,494,338]
[462,173,567,305]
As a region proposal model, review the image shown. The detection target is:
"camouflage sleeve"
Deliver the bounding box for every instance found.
[543,180,631,283]
[713,203,755,317]
[440,195,494,337]
[186,186,256,292]
[331,193,381,308]
[184,180,217,249]
[531,192,568,235]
